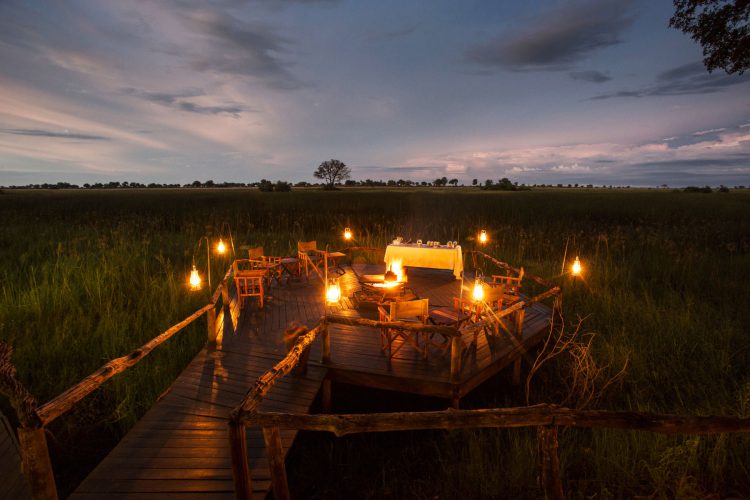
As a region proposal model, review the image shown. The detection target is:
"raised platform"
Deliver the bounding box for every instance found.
[72,263,553,498]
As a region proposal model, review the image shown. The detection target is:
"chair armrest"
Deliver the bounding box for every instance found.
[377,306,390,321]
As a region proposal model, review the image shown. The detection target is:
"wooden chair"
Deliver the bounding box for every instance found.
[248,246,282,285]
[232,259,264,309]
[297,241,323,279]
[491,267,524,306]
[378,298,429,359]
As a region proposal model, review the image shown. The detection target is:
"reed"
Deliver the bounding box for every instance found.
[1,187,748,496]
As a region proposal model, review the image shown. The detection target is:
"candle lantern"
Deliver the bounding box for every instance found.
[472,278,485,302]
[344,227,352,240]
[326,279,341,304]
[479,229,488,244]
[189,264,202,290]
[572,256,582,276]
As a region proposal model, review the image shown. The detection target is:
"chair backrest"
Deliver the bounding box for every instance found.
[248,246,264,260]
[390,298,429,323]
[298,241,317,253]
[491,266,524,295]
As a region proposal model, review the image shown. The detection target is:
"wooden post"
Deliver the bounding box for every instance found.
[207,307,218,344]
[513,308,526,385]
[321,379,332,412]
[537,426,564,500]
[221,283,230,308]
[18,427,58,500]
[263,426,291,500]
[450,335,461,383]
[321,320,331,364]
[228,421,252,500]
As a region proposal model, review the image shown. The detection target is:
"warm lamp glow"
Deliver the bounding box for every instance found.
[472,279,485,302]
[572,256,582,276]
[390,259,405,282]
[344,227,352,240]
[217,238,226,254]
[189,265,202,290]
[479,229,488,244]
[326,280,341,304]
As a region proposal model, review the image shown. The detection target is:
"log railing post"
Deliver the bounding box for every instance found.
[263,426,291,500]
[207,306,218,344]
[513,308,526,385]
[537,425,564,500]
[18,427,58,500]
[450,334,461,383]
[229,420,252,500]
[321,320,331,364]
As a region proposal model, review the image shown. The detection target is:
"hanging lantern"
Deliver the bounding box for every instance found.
[189,265,202,290]
[479,229,488,244]
[571,256,582,276]
[216,238,226,255]
[326,279,341,304]
[472,278,485,302]
[343,227,352,240]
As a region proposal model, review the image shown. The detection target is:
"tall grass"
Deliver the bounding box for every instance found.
[1,188,749,496]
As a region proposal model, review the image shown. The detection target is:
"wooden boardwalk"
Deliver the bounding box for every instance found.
[72,263,553,498]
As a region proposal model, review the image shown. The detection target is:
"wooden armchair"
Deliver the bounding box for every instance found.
[297,241,323,279]
[232,259,265,309]
[248,246,282,285]
[491,267,524,306]
[378,298,429,359]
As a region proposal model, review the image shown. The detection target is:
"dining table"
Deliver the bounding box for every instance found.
[384,243,463,279]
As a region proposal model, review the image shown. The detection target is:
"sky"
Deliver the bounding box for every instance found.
[0,0,748,187]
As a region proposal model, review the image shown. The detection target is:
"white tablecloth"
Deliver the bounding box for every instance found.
[384,244,463,279]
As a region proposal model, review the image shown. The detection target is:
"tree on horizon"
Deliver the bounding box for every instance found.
[314,159,351,190]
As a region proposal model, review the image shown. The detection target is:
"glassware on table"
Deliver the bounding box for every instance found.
[416,239,422,246]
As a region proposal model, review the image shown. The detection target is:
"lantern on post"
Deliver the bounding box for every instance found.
[571,256,582,276]
[326,279,342,304]
[215,222,235,258]
[188,235,211,291]
[343,227,352,241]
[189,263,202,290]
[472,278,485,302]
[479,229,488,245]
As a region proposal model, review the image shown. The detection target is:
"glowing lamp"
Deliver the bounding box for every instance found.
[344,227,352,240]
[217,238,226,255]
[479,229,488,244]
[472,279,485,302]
[189,265,202,290]
[572,256,582,276]
[326,280,341,304]
[384,267,397,283]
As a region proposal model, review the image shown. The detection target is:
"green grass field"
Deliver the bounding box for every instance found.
[1,187,749,497]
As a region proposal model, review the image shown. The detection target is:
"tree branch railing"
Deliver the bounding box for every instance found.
[0,265,235,500]
[229,280,564,500]
[468,249,554,288]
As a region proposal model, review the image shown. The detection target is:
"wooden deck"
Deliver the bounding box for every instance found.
[72,263,553,498]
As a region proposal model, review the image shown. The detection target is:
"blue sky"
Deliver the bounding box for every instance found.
[0,0,748,186]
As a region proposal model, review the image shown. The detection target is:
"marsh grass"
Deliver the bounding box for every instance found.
[1,188,749,496]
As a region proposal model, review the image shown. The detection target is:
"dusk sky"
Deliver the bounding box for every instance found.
[1,0,749,187]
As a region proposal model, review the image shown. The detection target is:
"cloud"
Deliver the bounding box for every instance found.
[692,128,726,136]
[393,127,750,186]
[1,128,110,140]
[123,88,246,116]
[569,70,611,83]
[180,10,304,90]
[465,0,634,71]
[591,61,749,99]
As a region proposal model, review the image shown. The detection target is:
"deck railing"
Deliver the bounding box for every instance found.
[230,305,750,500]
[229,259,563,499]
[0,266,235,500]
